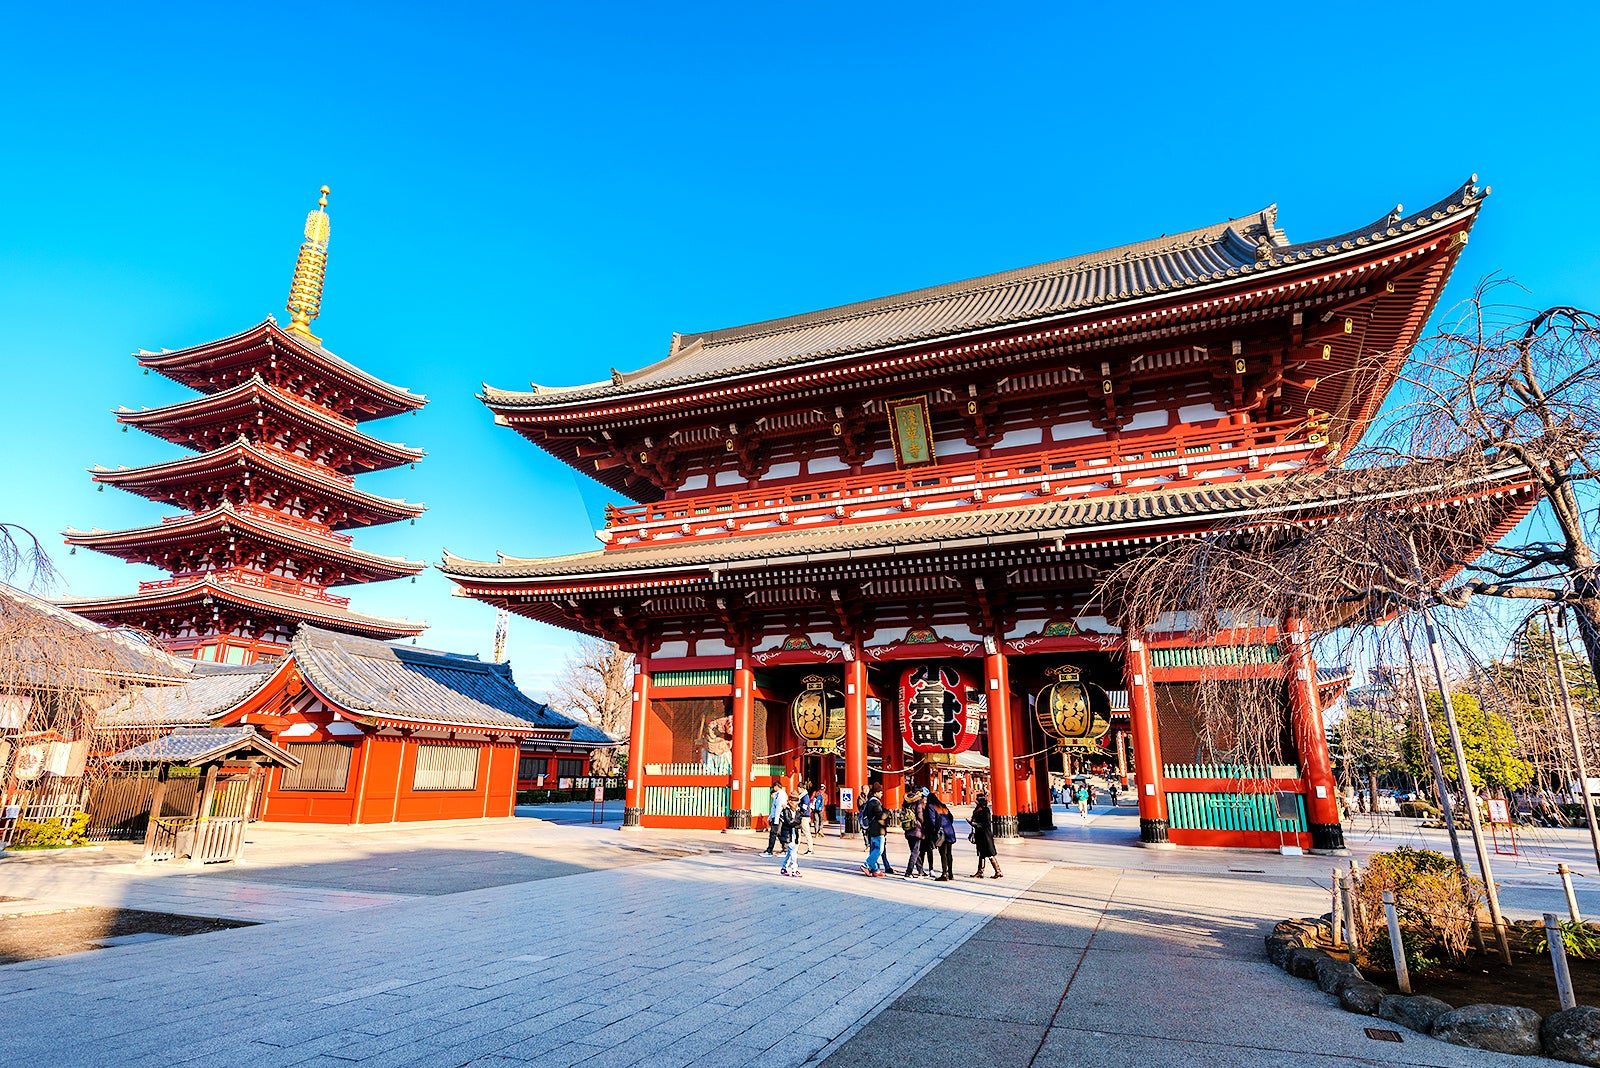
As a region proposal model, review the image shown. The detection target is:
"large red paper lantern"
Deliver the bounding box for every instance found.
[899,662,981,757]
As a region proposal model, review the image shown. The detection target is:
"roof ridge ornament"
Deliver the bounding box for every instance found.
[285,186,332,346]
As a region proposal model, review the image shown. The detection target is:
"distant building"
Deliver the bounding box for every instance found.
[102,624,611,824]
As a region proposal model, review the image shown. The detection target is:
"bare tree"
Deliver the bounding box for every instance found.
[547,637,634,775]
[1,522,57,592]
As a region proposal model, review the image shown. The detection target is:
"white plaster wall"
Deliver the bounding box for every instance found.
[1179,402,1227,425]
[714,469,747,486]
[655,640,690,659]
[678,474,709,492]
[1050,419,1097,441]
[993,427,1043,448]
[1123,409,1169,432]
[807,454,851,474]
[764,461,802,480]
[695,636,735,657]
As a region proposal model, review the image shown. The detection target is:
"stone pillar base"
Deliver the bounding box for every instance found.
[995,814,1021,839]
[1139,817,1173,848]
[1309,822,1349,854]
[621,807,643,830]
[728,809,752,831]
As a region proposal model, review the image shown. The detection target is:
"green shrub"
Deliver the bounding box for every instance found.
[1366,927,1442,975]
[9,811,90,849]
[1524,920,1600,960]
[1354,846,1483,969]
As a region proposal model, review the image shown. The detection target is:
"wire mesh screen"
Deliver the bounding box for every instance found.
[753,701,778,762]
[653,698,733,771]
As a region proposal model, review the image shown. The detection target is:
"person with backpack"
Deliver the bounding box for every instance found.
[968,792,1002,879]
[858,783,889,877]
[777,794,804,877]
[900,790,926,878]
[763,780,790,854]
[926,791,957,881]
[917,786,937,875]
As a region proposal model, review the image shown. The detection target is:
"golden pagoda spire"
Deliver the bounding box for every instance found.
[284,185,332,345]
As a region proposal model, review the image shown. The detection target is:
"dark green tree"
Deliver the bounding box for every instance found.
[1403,690,1532,793]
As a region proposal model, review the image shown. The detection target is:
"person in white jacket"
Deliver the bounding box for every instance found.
[762,781,789,855]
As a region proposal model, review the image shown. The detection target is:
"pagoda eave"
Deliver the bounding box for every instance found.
[64,507,426,585]
[137,320,426,421]
[89,441,426,528]
[60,578,426,642]
[116,378,425,474]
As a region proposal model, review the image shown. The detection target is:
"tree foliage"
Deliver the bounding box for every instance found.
[546,637,634,775]
[1401,690,1531,793]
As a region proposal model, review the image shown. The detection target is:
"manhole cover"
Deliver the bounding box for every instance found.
[1364,1027,1403,1043]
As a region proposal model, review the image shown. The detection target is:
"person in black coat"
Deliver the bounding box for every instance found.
[969,793,1002,878]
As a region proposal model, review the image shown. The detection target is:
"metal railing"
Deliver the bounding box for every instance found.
[138,567,351,607]
[603,415,1312,544]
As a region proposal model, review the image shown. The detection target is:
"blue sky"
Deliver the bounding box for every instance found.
[2,3,1596,697]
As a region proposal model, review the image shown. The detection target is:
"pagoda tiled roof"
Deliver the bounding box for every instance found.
[101,664,278,728]
[58,573,427,640]
[117,375,424,473]
[137,319,425,421]
[88,439,426,527]
[288,625,612,740]
[485,179,1486,412]
[64,501,426,581]
[440,463,1532,585]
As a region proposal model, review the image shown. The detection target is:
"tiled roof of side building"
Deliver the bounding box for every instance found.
[290,625,614,742]
[440,462,1529,583]
[485,179,1486,410]
[101,664,278,728]
[107,725,298,767]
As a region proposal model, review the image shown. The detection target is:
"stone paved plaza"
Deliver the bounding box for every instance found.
[2,806,1594,1067]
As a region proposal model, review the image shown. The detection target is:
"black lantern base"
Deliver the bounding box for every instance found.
[995,814,1021,839]
[729,809,752,831]
[1309,822,1348,853]
[1139,817,1170,845]
[622,806,643,829]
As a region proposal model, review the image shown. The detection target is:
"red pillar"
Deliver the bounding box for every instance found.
[730,654,754,831]
[622,656,650,830]
[984,650,1020,838]
[844,656,868,833]
[881,670,905,812]
[1125,636,1171,846]
[1283,621,1346,853]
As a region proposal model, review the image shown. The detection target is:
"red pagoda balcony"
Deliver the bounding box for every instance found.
[255,441,358,486]
[603,416,1316,547]
[232,502,356,543]
[139,567,352,607]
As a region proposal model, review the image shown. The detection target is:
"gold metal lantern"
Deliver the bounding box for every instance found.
[1035,665,1111,750]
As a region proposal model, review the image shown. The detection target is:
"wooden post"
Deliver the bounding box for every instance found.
[1283,620,1345,852]
[140,766,169,863]
[730,653,754,831]
[1547,912,1578,1010]
[984,648,1019,838]
[1383,891,1411,994]
[623,656,649,830]
[1125,635,1169,846]
[1341,872,1360,951]
[1560,863,1582,923]
[843,656,868,834]
[1331,870,1345,948]
[190,763,219,866]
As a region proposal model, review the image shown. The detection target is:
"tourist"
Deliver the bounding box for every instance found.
[1107,782,1119,807]
[797,783,816,854]
[810,784,826,836]
[1075,781,1090,821]
[918,786,937,875]
[763,779,790,855]
[901,789,926,878]
[927,791,957,881]
[969,791,1002,879]
[778,794,804,876]
[859,783,888,877]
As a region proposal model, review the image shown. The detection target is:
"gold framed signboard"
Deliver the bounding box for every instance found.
[886,395,936,469]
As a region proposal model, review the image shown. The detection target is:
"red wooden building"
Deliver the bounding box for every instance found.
[442,178,1534,851]
[61,188,428,662]
[106,624,611,824]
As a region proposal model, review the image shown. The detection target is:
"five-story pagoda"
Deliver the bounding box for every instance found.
[61,188,428,663]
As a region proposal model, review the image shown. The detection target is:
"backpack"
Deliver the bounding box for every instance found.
[900,802,918,831]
